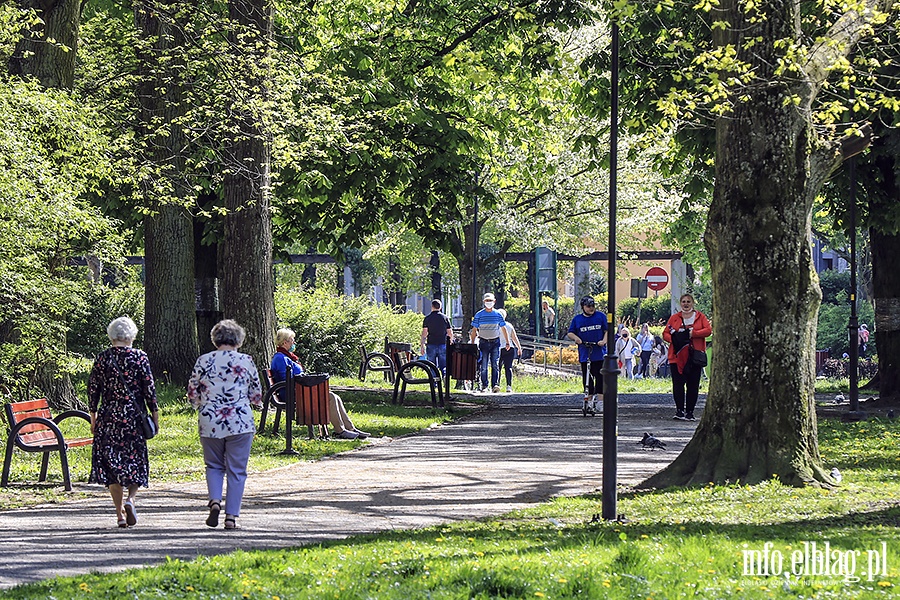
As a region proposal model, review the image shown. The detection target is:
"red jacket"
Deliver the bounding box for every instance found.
[663,311,712,367]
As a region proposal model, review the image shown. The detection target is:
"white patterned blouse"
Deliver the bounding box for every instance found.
[187,349,263,438]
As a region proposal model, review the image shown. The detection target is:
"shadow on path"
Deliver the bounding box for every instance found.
[0,393,697,588]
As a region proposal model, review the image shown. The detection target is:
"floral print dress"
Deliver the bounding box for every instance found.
[187,350,263,438]
[88,346,158,487]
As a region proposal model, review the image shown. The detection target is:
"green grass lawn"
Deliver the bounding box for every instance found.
[2,409,897,598]
[0,384,458,511]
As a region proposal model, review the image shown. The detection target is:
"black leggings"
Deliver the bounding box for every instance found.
[581,360,603,396]
[499,347,518,386]
[671,363,702,414]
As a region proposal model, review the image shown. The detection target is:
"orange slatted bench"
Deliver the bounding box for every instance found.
[2,398,92,491]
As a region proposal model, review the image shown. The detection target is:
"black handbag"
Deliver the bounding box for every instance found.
[691,347,708,368]
[112,354,157,440]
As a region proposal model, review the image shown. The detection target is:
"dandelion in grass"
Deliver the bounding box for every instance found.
[878,581,893,587]
[534,593,545,597]
[603,580,611,587]
[186,585,195,591]
[78,582,90,592]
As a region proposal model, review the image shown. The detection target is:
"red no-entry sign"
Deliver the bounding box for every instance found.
[646,267,669,291]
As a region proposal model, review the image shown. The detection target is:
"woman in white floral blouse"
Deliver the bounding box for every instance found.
[187,319,262,530]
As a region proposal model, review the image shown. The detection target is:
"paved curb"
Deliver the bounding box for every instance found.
[0,394,695,588]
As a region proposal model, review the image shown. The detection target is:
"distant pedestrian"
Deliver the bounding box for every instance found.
[542,300,556,338]
[187,319,263,530]
[859,324,869,356]
[88,316,159,529]
[496,308,523,392]
[663,294,712,421]
[651,335,669,378]
[470,293,511,393]
[636,323,654,378]
[615,328,639,379]
[420,299,453,374]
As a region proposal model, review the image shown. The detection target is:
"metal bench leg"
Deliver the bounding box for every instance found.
[1,437,15,487]
[272,405,283,435]
[39,452,50,482]
[259,398,270,432]
[58,448,72,492]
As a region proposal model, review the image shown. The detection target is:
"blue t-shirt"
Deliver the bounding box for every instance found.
[568,312,608,363]
[471,309,507,340]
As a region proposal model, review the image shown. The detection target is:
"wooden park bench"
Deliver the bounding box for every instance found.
[2,398,92,491]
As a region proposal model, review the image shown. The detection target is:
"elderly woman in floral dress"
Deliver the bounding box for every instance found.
[89,316,159,528]
[187,319,262,530]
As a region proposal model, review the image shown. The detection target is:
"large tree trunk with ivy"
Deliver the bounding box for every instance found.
[219,0,275,369]
[641,0,876,488]
[9,0,79,88]
[135,1,200,385]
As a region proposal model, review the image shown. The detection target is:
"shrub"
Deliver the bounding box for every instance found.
[618,295,672,325]
[821,357,878,379]
[274,288,422,376]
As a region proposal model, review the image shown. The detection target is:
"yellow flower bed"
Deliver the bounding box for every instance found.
[532,345,580,365]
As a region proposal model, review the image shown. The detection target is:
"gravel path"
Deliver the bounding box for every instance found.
[0,392,699,589]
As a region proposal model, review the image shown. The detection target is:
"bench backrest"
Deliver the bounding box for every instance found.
[5,399,57,446]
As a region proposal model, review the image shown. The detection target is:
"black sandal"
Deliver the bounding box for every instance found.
[206,500,221,528]
[224,516,238,530]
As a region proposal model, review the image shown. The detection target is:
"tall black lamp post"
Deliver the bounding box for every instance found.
[600,21,621,521]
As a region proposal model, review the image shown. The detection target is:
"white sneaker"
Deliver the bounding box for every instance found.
[492,385,501,393]
[336,430,359,439]
[506,386,512,393]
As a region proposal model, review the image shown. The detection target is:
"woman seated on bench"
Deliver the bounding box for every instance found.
[270,328,370,440]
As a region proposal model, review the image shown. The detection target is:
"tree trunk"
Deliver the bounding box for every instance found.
[644,0,835,488]
[194,214,222,355]
[870,146,900,400]
[9,0,79,88]
[871,229,900,399]
[220,0,276,370]
[135,1,199,385]
[144,206,198,384]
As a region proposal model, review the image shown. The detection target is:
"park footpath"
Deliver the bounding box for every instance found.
[0,392,700,589]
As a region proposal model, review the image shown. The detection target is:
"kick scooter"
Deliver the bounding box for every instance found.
[581,341,601,416]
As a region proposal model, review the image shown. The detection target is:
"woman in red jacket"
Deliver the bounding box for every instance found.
[663,294,712,421]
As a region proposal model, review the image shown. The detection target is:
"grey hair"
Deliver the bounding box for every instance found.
[107,316,138,343]
[496,308,507,319]
[274,328,295,349]
[211,319,246,348]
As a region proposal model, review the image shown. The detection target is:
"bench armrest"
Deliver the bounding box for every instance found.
[10,416,66,449]
[53,410,91,426]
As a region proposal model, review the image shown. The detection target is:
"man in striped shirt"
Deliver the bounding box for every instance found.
[469,292,511,393]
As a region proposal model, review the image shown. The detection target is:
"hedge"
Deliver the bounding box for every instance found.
[274,288,422,376]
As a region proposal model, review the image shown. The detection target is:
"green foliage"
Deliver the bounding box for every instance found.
[0,77,122,396]
[819,269,851,304]
[274,288,422,375]
[617,295,672,325]
[816,299,876,357]
[66,271,146,360]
